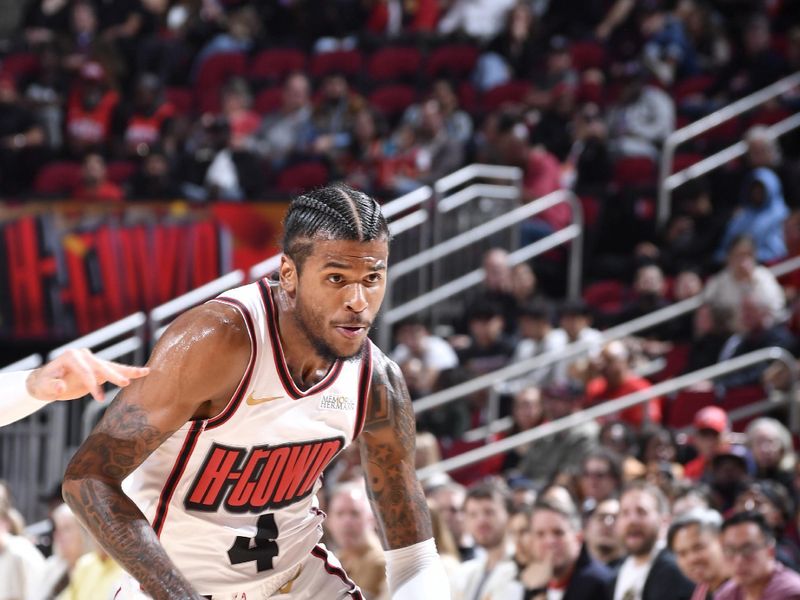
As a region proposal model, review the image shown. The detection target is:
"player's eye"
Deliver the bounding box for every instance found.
[327,274,344,283]
[365,273,383,283]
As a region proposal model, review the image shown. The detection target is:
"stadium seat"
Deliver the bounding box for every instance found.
[368,84,417,122]
[309,50,364,80]
[165,87,194,115]
[249,49,307,84]
[194,52,247,90]
[33,162,82,196]
[482,80,533,112]
[694,117,742,146]
[457,81,479,114]
[667,390,716,428]
[612,156,656,188]
[570,41,607,71]
[673,75,714,103]
[367,46,422,83]
[748,105,792,126]
[107,161,137,185]
[579,195,601,229]
[582,279,627,313]
[276,161,330,194]
[671,152,705,174]
[254,87,284,114]
[0,52,40,81]
[426,44,479,80]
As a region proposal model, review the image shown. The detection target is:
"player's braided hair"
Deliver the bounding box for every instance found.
[282,184,390,270]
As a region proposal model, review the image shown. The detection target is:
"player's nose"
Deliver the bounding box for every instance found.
[344,283,368,313]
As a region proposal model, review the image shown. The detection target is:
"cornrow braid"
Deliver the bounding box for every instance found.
[282,184,390,270]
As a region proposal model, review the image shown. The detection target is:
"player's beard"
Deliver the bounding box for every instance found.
[293,292,366,362]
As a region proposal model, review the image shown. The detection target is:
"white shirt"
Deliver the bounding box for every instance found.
[0,370,51,427]
[703,265,786,326]
[392,336,459,372]
[0,533,46,600]
[613,544,663,600]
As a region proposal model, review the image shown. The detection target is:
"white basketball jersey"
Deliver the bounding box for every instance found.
[123,279,372,595]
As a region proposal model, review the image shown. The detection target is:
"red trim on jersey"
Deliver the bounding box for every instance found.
[310,544,364,599]
[353,341,373,440]
[257,279,343,400]
[205,297,258,430]
[152,420,204,537]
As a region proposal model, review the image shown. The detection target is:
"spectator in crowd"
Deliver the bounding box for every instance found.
[672,484,714,517]
[65,61,120,157]
[392,317,458,399]
[552,299,604,385]
[533,36,579,103]
[565,102,613,193]
[456,300,516,380]
[511,302,567,386]
[249,72,314,168]
[683,406,731,481]
[716,168,789,264]
[24,43,69,151]
[219,77,261,151]
[517,384,599,488]
[715,511,800,599]
[677,0,731,74]
[703,235,786,333]
[58,540,124,598]
[708,445,755,513]
[403,80,474,147]
[585,498,625,569]
[639,426,683,488]
[452,483,517,600]
[744,125,800,209]
[0,73,46,197]
[586,340,663,427]
[113,72,174,158]
[343,108,388,194]
[412,99,466,187]
[429,482,477,563]
[22,0,71,47]
[127,149,180,200]
[310,73,363,163]
[510,262,547,310]
[191,5,260,83]
[530,81,578,162]
[612,482,695,600]
[480,3,542,86]
[71,152,124,201]
[326,481,388,600]
[599,420,647,481]
[579,448,624,510]
[606,65,675,160]
[32,502,91,600]
[684,304,736,374]
[428,498,462,580]
[506,506,535,572]
[640,2,698,86]
[667,508,729,600]
[1,495,46,598]
[437,0,516,43]
[613,263,680,342]
[501,385,544,472]
[745,418,796,500]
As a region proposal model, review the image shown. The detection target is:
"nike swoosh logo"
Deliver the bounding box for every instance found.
[246,393,284,406]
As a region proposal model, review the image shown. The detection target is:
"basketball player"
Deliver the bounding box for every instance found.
[0,348,149,426]
[63,185,451,599]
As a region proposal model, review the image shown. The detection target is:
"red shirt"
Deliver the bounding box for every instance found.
[67,89,120,145]
[72,181,124,202]
[586,375,662,427]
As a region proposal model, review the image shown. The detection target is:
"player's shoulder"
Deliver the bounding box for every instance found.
[159,300,251,353]
[368,341,403,387]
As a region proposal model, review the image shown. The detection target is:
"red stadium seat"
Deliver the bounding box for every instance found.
[254,87,284,114]
[694,117,742,146]
[426,44,479,80]
[582,279,627,313]
[457,81,479,114]
[673,75,714,103]
[570,41,607,71]
[667,390,716,428]
[367,46,422,83]
[310,50,364,79]
[579,195,601,229]
[482,80,533,112]
[165,87,194,115]
[613,156,656,187]
[107,161,137,185]
[194,52,247,90]
[749,105,792,126]
[276,161,330,194]
[249,49,307,84]
[33,161,82,196]
[671,152,705,174]
[0,52,40,82]
[368,84,417,121]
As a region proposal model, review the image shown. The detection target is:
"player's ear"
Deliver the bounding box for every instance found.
[279,255,297,296]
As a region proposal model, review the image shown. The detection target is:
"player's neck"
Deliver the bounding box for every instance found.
[273,294,335,388]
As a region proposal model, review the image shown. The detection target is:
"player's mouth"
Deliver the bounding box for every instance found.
[334,324,368,339]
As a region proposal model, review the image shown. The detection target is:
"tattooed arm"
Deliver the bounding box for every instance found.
[62,303,251,600]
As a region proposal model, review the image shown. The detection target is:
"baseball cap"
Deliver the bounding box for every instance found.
[693,406,729,433]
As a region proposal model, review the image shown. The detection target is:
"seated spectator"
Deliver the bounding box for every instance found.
[310,74,363,162]
[578,448,624,510]
[220,78,261,150]
[248,73,314,168]
[403,80,473,146]
[607,65,675,160]
[528,36,579,111]
[480,3,542,86]
[59,542,124,598]
[677,0,731,74]
[599,420,647,482]
[684,304,736,374]
[586,340,663,427]
[640,2,698,86]
[708,445,754,513]
[22,0,71,47]
[715,511,800,599]
[326,480,387,599]
[585,497,625,569]
[0,73,46,196]
[501,386,544,472]
[716,168,789,264]
[639,426,684,489]
[667,508,729,600]
[613,263,681,342]
[65,61,120,157]
[552,299,604,385]
[452,483,518,600]
[507,506,535,572]
[744,125,800,208]
[456,248,519,336]
[517,384,599,488]
[529,81,578,162]
[745,418,796,499]
[191,6,260,83]
[0,499,46,600]
[428,498,462,580]
[32,502,91,600]
[24,43,68,151]
[72,152,124,201]
[683,406,731,481]
[412,99,466,187]
[437,0,516,43]
[457,299,516,378]
[511,302,567,386]
[510,262,547,309]
[127,150,180,200]
[343,108,389,194]
[672,483,714,517]
[429,481,477,563]
[392,317,458,399]
[565,102,613,193]
[113,72,174,158]
[612,482,695,600]
[704,235,786,329]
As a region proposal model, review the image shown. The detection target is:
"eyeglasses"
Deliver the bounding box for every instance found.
[582,470,611,479]
[722,543,768,559]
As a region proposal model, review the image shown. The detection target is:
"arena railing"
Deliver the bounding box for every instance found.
[0,353,43,373]
[657,70,800,227]
[417,346,799,480]
[412,252,800,424]
[377,189,583,350]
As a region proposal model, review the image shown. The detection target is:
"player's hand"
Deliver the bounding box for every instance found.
[26,348,150,402]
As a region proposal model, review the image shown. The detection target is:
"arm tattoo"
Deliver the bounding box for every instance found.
[63,400,200,599]
[360,354,433,549]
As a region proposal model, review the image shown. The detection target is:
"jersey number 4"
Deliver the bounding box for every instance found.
[227,514,279,572]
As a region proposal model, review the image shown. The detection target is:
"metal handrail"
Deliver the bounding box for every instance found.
[0,354,43,373]
[659,111,800,227]
[48,312,148,363]
[149,270,245,341]
[418,347,798,478]
[434,164,523,195]
[657,71,800,226]
[438,183,521,214]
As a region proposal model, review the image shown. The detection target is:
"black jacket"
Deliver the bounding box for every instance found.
[563,545,615,600]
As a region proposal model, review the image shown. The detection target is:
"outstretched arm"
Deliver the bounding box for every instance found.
[359,352,450,599]
[62,303,250,599]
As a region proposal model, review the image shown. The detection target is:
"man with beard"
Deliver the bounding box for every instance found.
[667,508,729,600]
[612,482,694,600]
[62,184,450,599]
